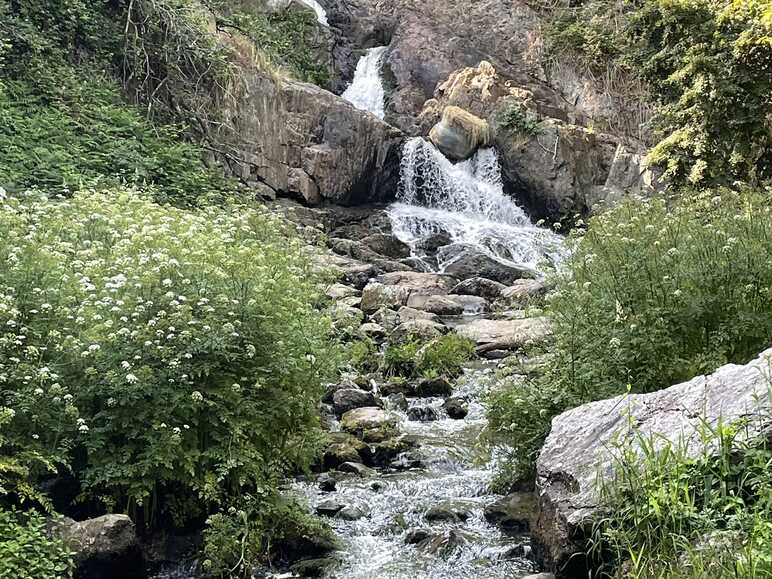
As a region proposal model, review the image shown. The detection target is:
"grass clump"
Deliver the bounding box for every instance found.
[591,407,772,578]
[497,103,541,137]
[383,334,475,380]
[0,190,340,573]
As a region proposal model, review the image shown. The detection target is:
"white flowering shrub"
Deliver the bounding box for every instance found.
[0,190,339,530]
[549,187,772,395]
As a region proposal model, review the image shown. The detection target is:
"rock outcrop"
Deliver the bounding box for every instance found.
[534,348,772,575]
[217,64,403,206]
[428,106,490,160]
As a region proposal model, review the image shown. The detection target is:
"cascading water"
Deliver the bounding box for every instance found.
[269,0,328,26]
[389,137,565,273]
[291,364,538,579]
[341,46,389,119]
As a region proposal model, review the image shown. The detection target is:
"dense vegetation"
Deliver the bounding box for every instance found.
[593,411,772,577]
[543,0,771,186]
[0,0,340,576]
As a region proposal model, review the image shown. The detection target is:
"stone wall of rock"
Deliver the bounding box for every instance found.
[533,348,772,576]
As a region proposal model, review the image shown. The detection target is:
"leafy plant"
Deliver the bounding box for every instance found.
[0,509,74,579]
[0,189,339,533]
[383,334,475,380]
[590,402,772,578]
[497,103,541,137]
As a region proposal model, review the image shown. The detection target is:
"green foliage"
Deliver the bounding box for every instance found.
[0,190,339,529]
[347,338,380,373]
[497,103,541,137]
[222,5,330,86]
[486,186,772,483]
[383,334,475,380]
[0,509,74,579]
[543,0,772,186]
[0,72,239,205]
[591,406,772,578]
[549,187,772,396]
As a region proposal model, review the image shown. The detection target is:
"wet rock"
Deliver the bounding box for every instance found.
[534,348,772,572]
[397,306,443,324]
[371,436,414,468]
[439,245,537,284]
[332,388,380,417]
[359,322,387,340]
[425,502,471,523]
[370,481,386,492]
[335,505,366,521]
[405,528,431,545]
[322,433,372,470]
[289,557,339,577]
[406,294,464,316]
[318,473,337,492]
[443,397,469,419]
[415,377,452,397]
[379,381,416,397]
[316,500,345,517]
[271,521,338,563]
[322,382,350,404]
[407,405,441,422]
[418,529,471,557]
[416,230,453,253]
[378,271,458,293]
[456,317,552,352]
[340,407,398,443]
[446,294,491,315]
[428,106,490,161]
[329,238,410,272]
[498,279,548,307]
[522,574,556,579]
[360,233,411,259]
[360,282,412,313]
[482,349,511,360]
[386,392,409,411]
[390,451,424,471]
[57,515,143,579]
[390,319,448,343]
[450,277,507,300]
[484,492,537,533]
[338,462,376,477]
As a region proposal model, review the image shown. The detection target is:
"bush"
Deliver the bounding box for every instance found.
[549,188,772,396]
[383,334,475,379]
[0,189,339,536]
[0,509,74,579]
[591,406,772,578]
[486,187,772,484]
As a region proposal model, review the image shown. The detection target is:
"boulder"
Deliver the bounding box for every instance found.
[456,317,551,352]
[360,283,412,313]
[322,433,372,470]
[498,279,548,306]
[289,557,339,578]
[443,397,469,419]
[369,307,401,332]
[326,283,361,300]
[484,492,537,533]
[386,392,409,411]
[359,233,411,259]
[332,388,380,417]
[425,502,472,523]
[316,500,345,517]
[341,407,398,443]
[397,306,443,324]
[359,322,387,340]
[336,505,366,521]
[407,405,441,422]
[371,436,414,468]
[406,294,464,316]
[415,377,453,398]
[428,106,490,161]
[438,245,537,284]
[534,348,772,573]
[57,515,143,579]
[451,277,507,300]
[390,319,448,343]
[405,528,431,545]
[318,473,337,492]
[338,462,376,477]
[418,529,470,557]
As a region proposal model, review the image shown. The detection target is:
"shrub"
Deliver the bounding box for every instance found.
[497,103,541,137]
[0,509,74,579]
[591,405,772,578]
[549,187,772,396]
[0,190,339,532]
[383,334,475,379]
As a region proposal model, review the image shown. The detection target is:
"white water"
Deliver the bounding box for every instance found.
[389,138,565,273]
[342,46,389,119]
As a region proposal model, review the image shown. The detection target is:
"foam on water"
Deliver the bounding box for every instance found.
[389,137,565,273]
[342,46,389,119]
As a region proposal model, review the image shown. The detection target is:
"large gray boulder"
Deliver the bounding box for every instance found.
[456,317,551,352]
[438,244,537,284]
[428,106,490,160]
[534,348,772,573]
[361,272,457,313]
[57,515,143,579]
[217,65,403,205]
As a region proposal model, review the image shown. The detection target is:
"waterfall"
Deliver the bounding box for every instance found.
[389,137,565,272]
[342,46,389,119]
[268,0,328,26]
